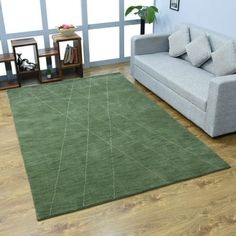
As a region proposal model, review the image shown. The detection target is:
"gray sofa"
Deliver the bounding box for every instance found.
[131,24,236,137]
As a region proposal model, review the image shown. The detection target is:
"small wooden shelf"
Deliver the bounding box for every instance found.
[38,48,59,57]
[11,38,41,86]
[0,53,14,63]
[41,77,61,83]
[38,47,62,83]
[40,68,61,83]
[11,38,37,47]
[0,75,19,91]
[60,61,82,68]
[17,68,40,75]
[0,53,19,90]
[52,33,81,42]
[0,35,84,90]
[52,33,83,79]
[40,76,61,83]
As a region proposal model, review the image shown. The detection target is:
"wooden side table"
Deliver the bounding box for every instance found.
[52,33,83,79]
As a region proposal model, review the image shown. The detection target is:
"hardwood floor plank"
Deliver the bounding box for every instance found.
[1,62,236,235]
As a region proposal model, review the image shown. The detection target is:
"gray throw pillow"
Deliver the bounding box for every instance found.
[168,26,190,57]
[186,34,211,67]
[212,41,236,76]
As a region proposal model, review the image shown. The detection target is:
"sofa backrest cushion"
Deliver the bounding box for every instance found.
[211,41,236,76]
[168,26,190,57]
[186,34,212,67]
[177,24,234,74]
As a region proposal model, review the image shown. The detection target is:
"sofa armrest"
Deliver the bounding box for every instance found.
[205,74,236,137]
[130,33,170,77]
[131,33,170,56]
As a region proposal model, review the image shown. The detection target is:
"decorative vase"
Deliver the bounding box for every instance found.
[47,74,52,79]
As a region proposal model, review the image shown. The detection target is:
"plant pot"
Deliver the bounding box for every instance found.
[140,19,145,35]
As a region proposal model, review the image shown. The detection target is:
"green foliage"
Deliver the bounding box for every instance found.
[125,5,159,23]
[46,67,52,75]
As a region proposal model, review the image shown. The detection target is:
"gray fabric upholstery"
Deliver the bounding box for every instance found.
[134,65,206,128]
[134,52,214,111]
[205,74,236,136]
[180,24,234,74]
[188,25,231,51]
[180,53,190,62]
[189,27,205,41]
[211,41,236,76]
[186,35,212,67]
[190,25,233,74]
[201,58,215,74]
[131,33,170,77]
[168,26,190,57]
[131,33,170,55]
[130,24,236,137]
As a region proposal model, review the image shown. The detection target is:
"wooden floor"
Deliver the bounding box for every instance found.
[1,63,236,236]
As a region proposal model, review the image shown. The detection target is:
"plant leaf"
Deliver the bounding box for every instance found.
[150,6,159,13]
[125,6,135,16]
[125,5,143,16]
[146,7,157,23]
[125,5,159,23]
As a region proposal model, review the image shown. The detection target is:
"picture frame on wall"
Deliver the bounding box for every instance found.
[170,0,180,11]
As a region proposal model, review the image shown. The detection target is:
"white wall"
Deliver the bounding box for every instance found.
[155,0,236,38]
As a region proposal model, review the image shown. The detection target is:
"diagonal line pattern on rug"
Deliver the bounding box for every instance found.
[27,90,65,117]
[112,113,223,170]
[82,78,92,207]
[49,80,75,215]
[106,77,116,199]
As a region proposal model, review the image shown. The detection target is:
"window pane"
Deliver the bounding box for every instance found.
[125,24,153,57]
[39,58,47,70]
[1,0,42,33]
[46,0,82,29]
[0,42,6,75]
[87,0,119,24]
[0,63,7,76]
[124,0,154,20]
[89,27,119,62]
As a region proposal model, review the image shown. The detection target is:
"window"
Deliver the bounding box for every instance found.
[0,0,155,69]
[89,27,119,62]
[46,0,82,29]
[1,0,42,33]
[87,0,119,24]
[0,42,6,75]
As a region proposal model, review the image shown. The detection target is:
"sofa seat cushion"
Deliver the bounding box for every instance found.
[134,52,215,111]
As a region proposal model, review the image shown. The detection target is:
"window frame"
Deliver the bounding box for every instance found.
[0,0,155,71]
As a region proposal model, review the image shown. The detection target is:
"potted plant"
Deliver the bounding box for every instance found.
[46,67,52,79]
[125,5,158,35]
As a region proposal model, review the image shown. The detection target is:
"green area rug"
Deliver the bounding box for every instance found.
[8,73,230,221]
